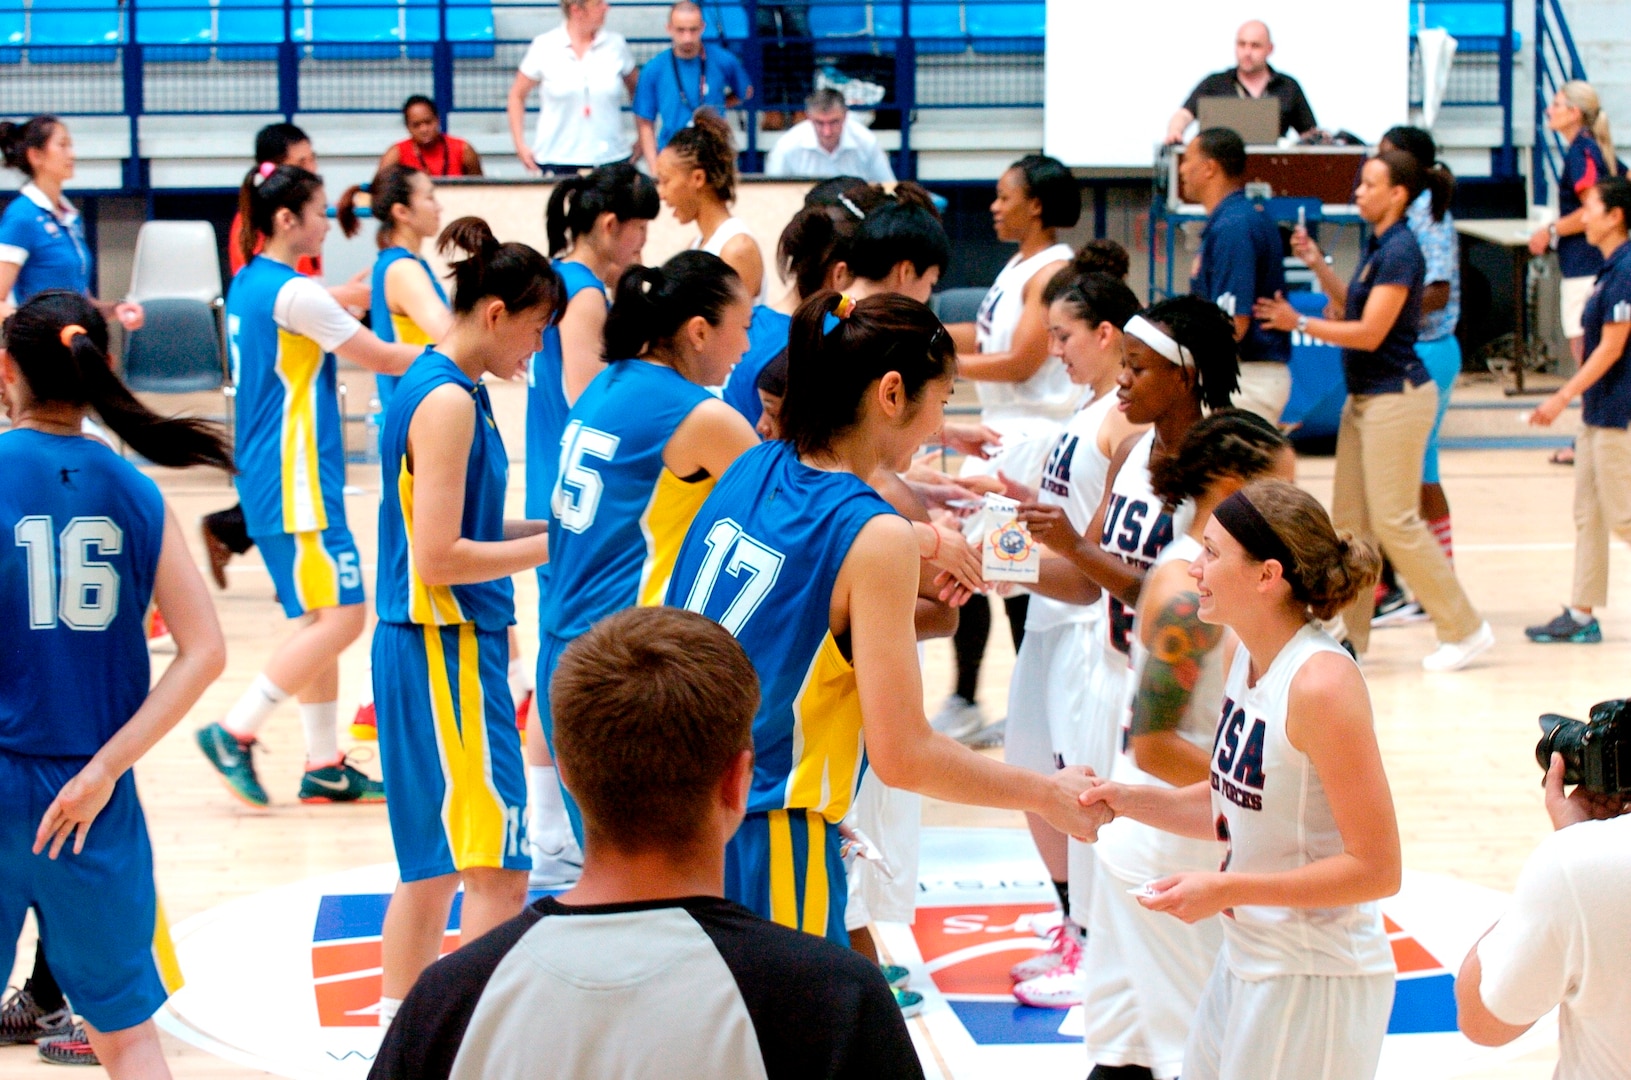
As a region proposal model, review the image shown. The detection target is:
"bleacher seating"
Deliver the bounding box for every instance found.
[1409,1,1518,50]
[216,0,285,60]
[28,0,123,62]
[405,0,495,60]
[874,2,964,54]
[135,0,213,61]
[1,0,24,63]
[966,1,1042,54]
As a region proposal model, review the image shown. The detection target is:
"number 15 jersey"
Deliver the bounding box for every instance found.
[667,441,895,824]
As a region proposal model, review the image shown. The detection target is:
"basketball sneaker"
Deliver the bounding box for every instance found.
[960,718,1006,749]
[196,723,268,808]
[1009,921,1082,983]
[350,701,378,741]
[1525,608,1602,644]
[1421,621,1496,672]
[893,987,924,1018]
[515,689,533,732]
[299,757,386,803]
[1027,908,1066,938]
[529,836,584,889]
[36,1022,99,1066]
[1371,585,1428,627]
[0,986,73,1045]
[880,964,911,990]
[1012,951,1085,1008]
[929,696,985,741]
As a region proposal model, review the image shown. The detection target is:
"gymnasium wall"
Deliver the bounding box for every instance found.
[1043,0,1410,168]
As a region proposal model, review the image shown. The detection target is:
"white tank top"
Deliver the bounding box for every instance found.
[972,243,1082,427]
[1095,535,1226,883]
[691,216,769,302]
[1097,430,1194,664]
[1026,390,1117,632]
[1213,624,1395,979]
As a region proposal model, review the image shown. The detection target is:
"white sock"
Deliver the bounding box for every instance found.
[528,765,570,852]
[301,701,341,768]
[378,996,402,1027]
[223,674,290,740]
[507,656,533,707]
[357,657,375,708]
[1569,607,1594,625]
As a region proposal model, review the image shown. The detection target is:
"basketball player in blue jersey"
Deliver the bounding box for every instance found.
[370,217,560,1029]
[0,292,229,1078]
[196,164,422,808]
[538,250,760,842]
[668,291,1112,944]
[523,162,657,885]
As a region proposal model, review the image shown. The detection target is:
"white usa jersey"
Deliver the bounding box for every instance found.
[1097,430,1193,661]
[1026,391,1118,633]
[972,243,1082,423]
[1212,623,1394,979]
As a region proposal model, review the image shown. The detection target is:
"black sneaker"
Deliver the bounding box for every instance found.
[0,986,73,1045]
[1524,608,1602,644]
[37,1022,99,1066]
[1374,584,1411,619]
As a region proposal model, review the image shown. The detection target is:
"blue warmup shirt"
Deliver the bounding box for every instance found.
[0,430,164,758]
[1190,190,1290,364]
[525,260,607,520]
[0,184,91,302]
[371,247,449,414]
[1581,240,1631,429]
[377,348,516,630]
[540,359,716,644]
[667,440,895,823]
[1341,220,1428,396]
[633,45,751,151]
[721,305,794,426]
[1559,132,1611,279]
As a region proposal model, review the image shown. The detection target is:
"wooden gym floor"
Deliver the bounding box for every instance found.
[6,374,1623,1080]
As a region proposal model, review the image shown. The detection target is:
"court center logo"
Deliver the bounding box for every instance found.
[158,831,1554,1080]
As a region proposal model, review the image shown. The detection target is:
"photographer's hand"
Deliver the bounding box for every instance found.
[1544,752,1630,830]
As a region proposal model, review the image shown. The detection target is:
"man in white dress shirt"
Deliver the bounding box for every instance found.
[764,88,895,183]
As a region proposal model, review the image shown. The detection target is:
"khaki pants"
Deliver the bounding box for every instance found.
[1231,361,1293,425]
[1572,423,1631,609]
[1332,380,1482,653]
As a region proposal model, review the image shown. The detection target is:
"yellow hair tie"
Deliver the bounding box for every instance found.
[59,324,88,348]
[834,294,857,320]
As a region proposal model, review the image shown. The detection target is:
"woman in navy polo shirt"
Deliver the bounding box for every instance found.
[1256,151,1491,671]
[0,116,142,331]
[1526,177,1631,644]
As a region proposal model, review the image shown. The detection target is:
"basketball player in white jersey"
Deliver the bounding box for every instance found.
[1083,411,1291,1078]
[1082,479,1400,1080]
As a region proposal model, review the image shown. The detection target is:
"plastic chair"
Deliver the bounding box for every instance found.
[701,1,748,42]
[135,0,213,62]
[310,0,401,59]
[28,0,123,63]
[129,221,223,305]
[122,298,229,396]
[217,0,286,60]
[966,1,1043,54]
[810,1,872,55]
[0,0,24,63]
[929,285,986,325]
[873,2,966,55]
[405,0,495,60]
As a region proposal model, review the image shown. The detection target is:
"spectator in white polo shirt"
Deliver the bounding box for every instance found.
[764,88,894,184]
[507,0,640,176]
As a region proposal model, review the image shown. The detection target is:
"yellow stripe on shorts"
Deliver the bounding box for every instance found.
[293,530,340,611]
[767,809,797,930]
[802,811,829,939]
[152,897,184,994]
[423,624,507,870]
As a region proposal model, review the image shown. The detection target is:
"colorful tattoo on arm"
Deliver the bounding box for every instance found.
[1131,590,1224,737]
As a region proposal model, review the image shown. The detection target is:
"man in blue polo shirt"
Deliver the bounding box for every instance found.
[635,1,752,174]
[1181,126,1291,421]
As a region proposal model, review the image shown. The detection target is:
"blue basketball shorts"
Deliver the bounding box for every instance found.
[533,632,586,846]
[253,524,365,618]
[0,750,183,1033]
[727,809,849,946]
[372,621,530,882]
[1416,335,1463,486]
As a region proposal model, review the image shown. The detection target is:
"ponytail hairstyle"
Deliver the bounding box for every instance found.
[847,184,950,282]
[252,121,311,169]
[2,292,233,471]
[1010,153,1082,229]
[603,250,743,361]
[1069,238,1130,281]
[1220,479,1381,620]
[778,205,857,299]
[0,115,61,177]
[337,164,425,245]
[237,164,324,265]
[664,108,738,204]
[780,290,956,456]
[803,175,890,215]
[1595,175,1631,233]
[1374,148,1427,207]
[1561,80,1618,177]
[1382,125,1455,222]
[545,161,659,258]
[1138,294,1240,410]
[1149,408,1288,507]
[436,216,562,318]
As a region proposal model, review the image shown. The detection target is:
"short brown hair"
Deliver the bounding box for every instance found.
[1238,479,1381,620]
[551,607,759,849]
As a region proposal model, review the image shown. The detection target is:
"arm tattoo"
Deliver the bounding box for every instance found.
[1130,590,1224,738]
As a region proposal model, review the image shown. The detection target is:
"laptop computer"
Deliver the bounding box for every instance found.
[1197,96,1282,145]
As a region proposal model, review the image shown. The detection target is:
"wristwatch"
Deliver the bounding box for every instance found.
[1296,314,1309,334]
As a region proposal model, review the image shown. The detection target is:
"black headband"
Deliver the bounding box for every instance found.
[1213,491,1305,600]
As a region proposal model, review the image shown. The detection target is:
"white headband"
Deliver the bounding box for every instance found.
[1124,314,1193,371]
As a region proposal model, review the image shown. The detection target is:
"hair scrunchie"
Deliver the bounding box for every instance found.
[58,324,88,348]
[834,294,857,320]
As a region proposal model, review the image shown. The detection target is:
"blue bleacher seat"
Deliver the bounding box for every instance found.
[966,1,1043,54]
[405,0,495,60]
[216,0,285,61]
[1409,2,1519,51]
[0,0,23,63]
[701,1,748,43]
[28,0,123,63]
[135,0,213,62]
[874,2,966,54]
[311,0,401,59]
[809,2,874,55]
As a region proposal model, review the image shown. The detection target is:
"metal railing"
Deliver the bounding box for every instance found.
[1532,0,1586,206]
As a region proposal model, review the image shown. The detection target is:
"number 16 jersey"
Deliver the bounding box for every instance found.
[667,440,895,824]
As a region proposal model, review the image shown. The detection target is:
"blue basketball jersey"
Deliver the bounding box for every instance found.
[539,359,716,644]
[371,247,449,415]
[227,256,353,536]
[0,430,164,758]
[525,259,607,520]
[376,349,514,632]
[666,440,896,823]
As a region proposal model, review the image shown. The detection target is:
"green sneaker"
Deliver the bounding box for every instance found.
[299,756,386,804]
[893,987,923,1018]
[196,723,268,807]
[880,963,911,989]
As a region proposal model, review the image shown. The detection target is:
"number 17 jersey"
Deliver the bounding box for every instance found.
[667,441,895,824]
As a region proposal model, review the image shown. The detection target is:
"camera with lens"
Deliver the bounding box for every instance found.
[1536,699,1631,796]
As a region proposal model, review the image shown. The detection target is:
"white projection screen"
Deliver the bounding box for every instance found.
[1043,1,1410,168]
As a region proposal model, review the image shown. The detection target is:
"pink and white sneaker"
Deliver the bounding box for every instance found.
[1008,921,1082,984]
[1012,928,1085,1008]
